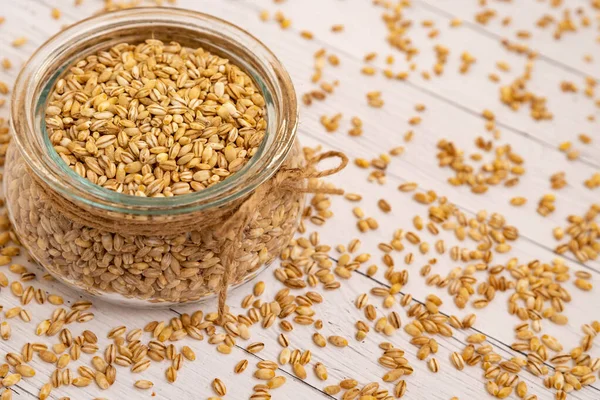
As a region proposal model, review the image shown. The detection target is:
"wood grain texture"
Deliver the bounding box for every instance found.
[0,0,599,399]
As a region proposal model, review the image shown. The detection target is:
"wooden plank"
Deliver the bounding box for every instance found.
[417,0,600,79]
[297,134,600,393]
[210,268,595,400]
[0,257,333,399]
[239,0,600,166]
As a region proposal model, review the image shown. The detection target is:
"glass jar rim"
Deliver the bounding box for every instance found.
[10,7,298,216]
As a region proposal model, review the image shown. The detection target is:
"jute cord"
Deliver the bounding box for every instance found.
[215,151,348,320]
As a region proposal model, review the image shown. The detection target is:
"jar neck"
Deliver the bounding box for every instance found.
[11,8,297,216]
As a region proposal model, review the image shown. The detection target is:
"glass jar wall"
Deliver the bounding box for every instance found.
[5,8,302,306]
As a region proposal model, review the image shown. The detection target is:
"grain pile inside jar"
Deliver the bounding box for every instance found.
[44,39,266,197]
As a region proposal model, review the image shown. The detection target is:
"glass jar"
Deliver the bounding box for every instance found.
[5,8,304,306]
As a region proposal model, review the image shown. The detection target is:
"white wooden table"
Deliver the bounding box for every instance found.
[1,0,599,399]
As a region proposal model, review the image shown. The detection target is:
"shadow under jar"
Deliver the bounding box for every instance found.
[5,8,303,306]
